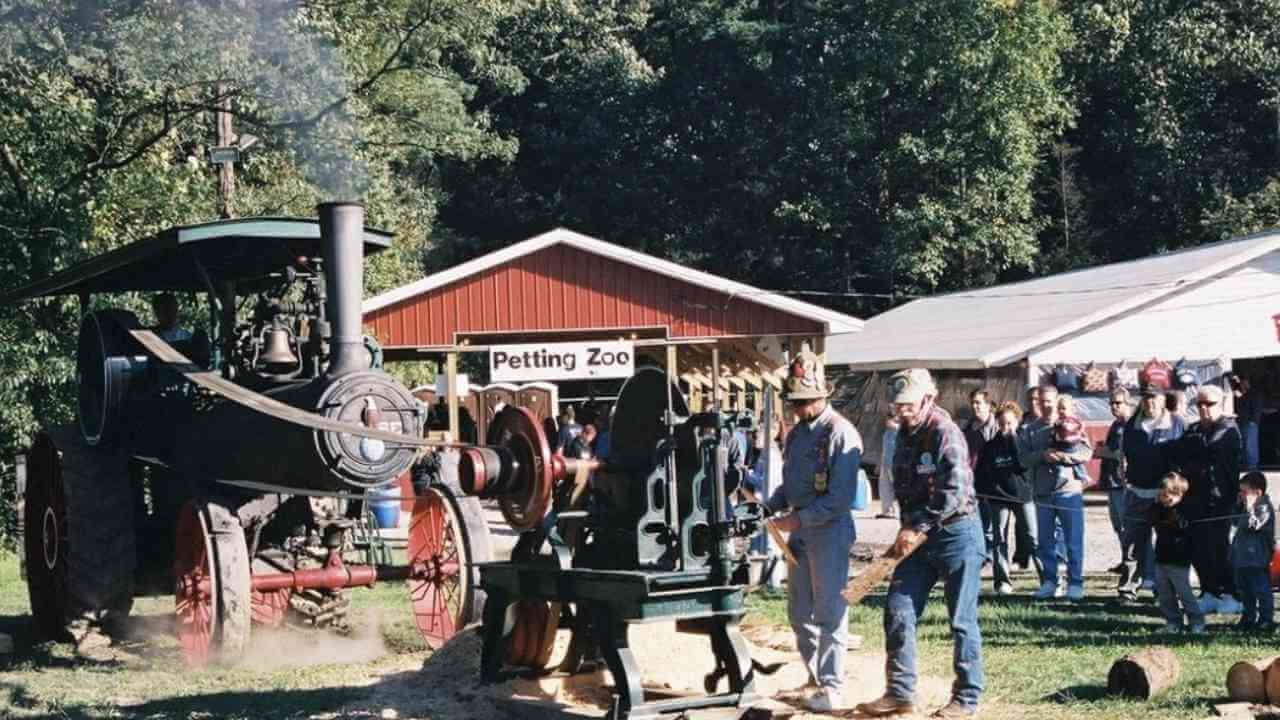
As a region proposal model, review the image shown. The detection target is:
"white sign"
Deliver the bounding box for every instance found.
[490,341,634,382]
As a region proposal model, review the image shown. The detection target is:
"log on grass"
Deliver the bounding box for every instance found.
[1107,647,1180,700]
[1263,656,1280,704]
[1227,655,1280,703]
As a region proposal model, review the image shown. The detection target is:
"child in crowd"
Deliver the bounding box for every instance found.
[1230,471,1275,632]
[1150,472,1204,634]
[1052,415,1092,489]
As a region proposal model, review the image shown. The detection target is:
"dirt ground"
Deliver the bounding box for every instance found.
[324,620,959,720]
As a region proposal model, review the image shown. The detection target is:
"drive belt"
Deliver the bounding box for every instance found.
[214,478,422,502]
[129,328,445,448]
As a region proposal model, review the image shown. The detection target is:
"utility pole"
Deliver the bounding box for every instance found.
[215,81,235,219]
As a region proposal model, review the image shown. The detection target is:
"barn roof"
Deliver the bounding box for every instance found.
[827,229,1280,370]
[363,228,862,348]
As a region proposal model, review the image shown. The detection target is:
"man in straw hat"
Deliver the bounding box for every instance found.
[764,343,862,713]
[857,368,984,719]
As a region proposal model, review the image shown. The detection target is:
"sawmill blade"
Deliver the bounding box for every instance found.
[128,328,431,447]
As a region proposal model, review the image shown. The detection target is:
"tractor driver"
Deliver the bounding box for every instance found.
[765,344,862,713]
[151,292,191,343]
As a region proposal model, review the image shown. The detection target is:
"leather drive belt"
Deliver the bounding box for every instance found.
[129,328,441,449]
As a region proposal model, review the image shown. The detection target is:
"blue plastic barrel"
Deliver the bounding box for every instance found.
[368,485,401,529]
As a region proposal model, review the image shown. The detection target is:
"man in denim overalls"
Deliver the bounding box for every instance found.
[766,345,861,713]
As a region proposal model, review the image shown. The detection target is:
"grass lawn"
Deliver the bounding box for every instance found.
[0,549,1271,719]
[746,573,1273,719]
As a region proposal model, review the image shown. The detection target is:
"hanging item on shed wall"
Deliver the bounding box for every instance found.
[1139,358,1173,390]
[1173,359,1199,390]
[1110,360,1139,391]
[1082,363,1109,394]
[1054,364,1080,392]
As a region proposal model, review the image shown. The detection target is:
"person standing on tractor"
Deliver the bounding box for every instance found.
[765,345,862,713]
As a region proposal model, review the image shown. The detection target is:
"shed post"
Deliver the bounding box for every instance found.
[711,346,721,413]
[447,350,460,440]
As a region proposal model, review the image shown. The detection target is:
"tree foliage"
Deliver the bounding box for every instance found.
[2,0,1280,548]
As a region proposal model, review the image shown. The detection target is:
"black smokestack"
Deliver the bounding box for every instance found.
[317,201,368,377]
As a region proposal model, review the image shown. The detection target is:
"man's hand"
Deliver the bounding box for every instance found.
[891,527,923,558]
[1044,450,1063,463]
[770,513,801,533]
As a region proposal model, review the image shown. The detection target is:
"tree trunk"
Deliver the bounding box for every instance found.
[1227,656,1280,703]
[1107,647,1179,699]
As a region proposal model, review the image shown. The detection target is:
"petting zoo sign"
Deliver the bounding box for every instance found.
[490,341,634,382]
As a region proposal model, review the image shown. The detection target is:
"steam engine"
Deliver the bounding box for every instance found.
[77,202,422,491]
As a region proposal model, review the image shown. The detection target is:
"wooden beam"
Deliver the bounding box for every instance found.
[446,351,459,439]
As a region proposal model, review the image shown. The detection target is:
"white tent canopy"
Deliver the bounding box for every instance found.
[828,230,1280,371]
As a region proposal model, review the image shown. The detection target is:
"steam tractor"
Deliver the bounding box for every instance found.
[8,203,503,663]
[10,202,774,718]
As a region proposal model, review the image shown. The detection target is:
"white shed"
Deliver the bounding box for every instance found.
[828,229,1280,466]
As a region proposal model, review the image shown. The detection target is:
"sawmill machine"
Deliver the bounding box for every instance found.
[450,368,774,720]
[7,203,498,664]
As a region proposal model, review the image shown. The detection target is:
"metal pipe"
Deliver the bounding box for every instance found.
[246,564,411,593]
[317,202,368,377]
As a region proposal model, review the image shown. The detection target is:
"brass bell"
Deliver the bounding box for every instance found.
[260,326,299,370]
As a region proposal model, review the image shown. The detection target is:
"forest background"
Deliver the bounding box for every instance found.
[1,0,1279,543]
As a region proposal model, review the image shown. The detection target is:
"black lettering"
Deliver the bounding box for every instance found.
[564,353,576,372]
[587,347,602,366]
[493,351,508,368]
[618,350,631,365]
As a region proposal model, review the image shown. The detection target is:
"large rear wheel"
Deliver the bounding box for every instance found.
[174,500,250,666]
[406,484,491,648]
[23,432,68,639]
[24,426,136,641]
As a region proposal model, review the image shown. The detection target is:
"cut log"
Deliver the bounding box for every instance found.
[1264,656,1280,704]
[1107,647,1180,699]
[1227,655,1279,703]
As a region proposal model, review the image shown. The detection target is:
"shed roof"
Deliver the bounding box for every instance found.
[363,228,862,348]
[827,230,1280,370]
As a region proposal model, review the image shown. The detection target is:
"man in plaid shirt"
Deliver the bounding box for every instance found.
[858,368,984,719]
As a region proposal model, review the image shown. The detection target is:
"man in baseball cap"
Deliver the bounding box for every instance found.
[763,344,862,712]
[858,368,984,719]
[1169,383,1243,614]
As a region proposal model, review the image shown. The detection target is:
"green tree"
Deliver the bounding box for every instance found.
[1061,0,1280,260]
[0,0,521,546]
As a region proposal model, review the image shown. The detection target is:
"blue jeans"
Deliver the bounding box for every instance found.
[1235,566,1274,625]
[1106,490,1126,552]
[884,515,985,708]
[1242,421,1260,470]
[788,516,855,690]
[1037,493,1084,586]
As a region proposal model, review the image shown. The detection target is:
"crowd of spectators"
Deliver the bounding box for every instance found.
[882,373,1277,636]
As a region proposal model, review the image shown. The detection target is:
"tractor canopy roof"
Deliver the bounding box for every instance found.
[2,216,393,303]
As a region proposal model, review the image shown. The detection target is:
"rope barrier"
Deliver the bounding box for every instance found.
[972,491,1247,525]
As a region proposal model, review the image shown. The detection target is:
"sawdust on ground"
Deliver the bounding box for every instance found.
[324,620,959,719]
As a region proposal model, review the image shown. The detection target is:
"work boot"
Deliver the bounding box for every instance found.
[930,699,978,718]
[855,693,917,717]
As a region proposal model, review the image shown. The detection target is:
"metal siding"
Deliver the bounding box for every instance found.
[366,243,826,345]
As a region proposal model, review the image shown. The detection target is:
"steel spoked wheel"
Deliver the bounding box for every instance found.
[24,433,67,639]
[407,485,490,648]
[173,501,250,666]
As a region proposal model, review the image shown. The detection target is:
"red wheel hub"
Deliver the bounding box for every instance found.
[173,503,215,666]
[407,488,467,649]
